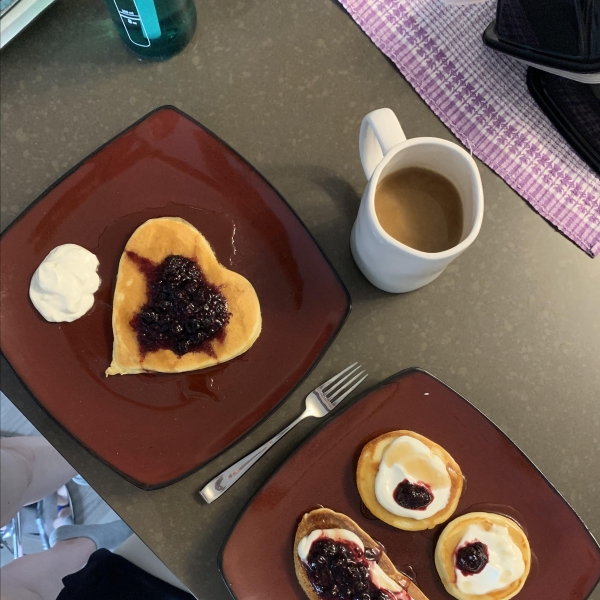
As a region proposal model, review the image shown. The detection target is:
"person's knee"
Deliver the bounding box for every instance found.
[1,437,45,471]
[0,444,34,527]
[0,578,43,600]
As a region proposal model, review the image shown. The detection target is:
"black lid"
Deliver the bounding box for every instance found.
[527,67,600,176]
[483,0,600,74]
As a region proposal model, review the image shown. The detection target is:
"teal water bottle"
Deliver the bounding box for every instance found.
[103,0,197,60]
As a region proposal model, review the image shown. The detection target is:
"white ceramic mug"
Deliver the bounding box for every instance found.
[351,108,484,293]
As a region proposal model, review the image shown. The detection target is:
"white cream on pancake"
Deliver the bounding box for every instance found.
[375,435,451,519]
[455,523,525,596]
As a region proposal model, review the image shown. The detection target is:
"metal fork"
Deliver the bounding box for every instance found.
[199,363,367,503]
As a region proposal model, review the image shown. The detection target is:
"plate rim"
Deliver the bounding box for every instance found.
[217,366,600,600]
[0,105,352,490]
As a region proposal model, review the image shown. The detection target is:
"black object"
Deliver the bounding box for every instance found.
[483,0,600,80]
[527,67,600,175]
[57,549,193,600]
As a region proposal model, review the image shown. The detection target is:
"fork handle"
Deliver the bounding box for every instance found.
[200,410,310,503]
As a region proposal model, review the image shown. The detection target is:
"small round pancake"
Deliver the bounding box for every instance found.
[356,430,463,530]
[435,512,531,600]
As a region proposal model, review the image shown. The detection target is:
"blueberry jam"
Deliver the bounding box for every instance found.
[127,252,230,357]
[303,538,405,600]
[455,541,489,576]
[393,479,433,510]
[364,546,382,562]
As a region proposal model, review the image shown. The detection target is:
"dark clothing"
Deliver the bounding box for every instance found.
[57,549,194,600]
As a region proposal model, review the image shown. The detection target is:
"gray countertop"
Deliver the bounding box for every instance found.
[1,0,599,598]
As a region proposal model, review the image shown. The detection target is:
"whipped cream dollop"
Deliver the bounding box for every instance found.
[375,435,451,519]
[455,523,525,595]
[29,244,100,322]
[298,528,406,596]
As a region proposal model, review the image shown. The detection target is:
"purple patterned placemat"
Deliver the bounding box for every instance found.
[340,0,600,256]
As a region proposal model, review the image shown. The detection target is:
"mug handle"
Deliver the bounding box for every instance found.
[359,108,406,180]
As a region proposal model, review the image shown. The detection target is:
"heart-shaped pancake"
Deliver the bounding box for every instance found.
[106,217,261,375]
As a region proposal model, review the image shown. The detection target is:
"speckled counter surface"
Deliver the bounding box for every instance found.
[1,1,599,598]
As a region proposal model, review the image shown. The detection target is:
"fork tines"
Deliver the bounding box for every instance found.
[320,362,368,406]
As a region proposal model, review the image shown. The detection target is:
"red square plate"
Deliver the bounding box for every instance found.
[0,106,350,489]
[220,369,600,600]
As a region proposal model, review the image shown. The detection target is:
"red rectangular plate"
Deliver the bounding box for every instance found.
[0,106,350,489]
[220,369,600,600]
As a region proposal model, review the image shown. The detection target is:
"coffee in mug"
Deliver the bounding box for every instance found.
[374,167,463,254]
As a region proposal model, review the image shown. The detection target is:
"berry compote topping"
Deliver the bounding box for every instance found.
[127,252,230,357]
[364,546,382,562]
[393,479,433,510]
[303,538,406,600]
[455,541,489,576]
